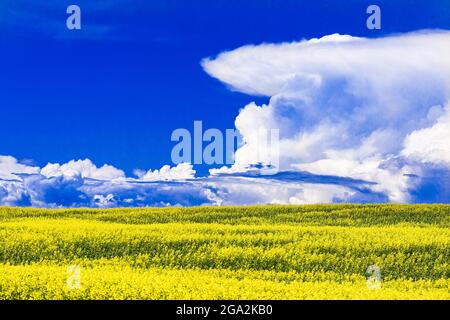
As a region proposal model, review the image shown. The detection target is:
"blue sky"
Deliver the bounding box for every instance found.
[1,1,450,207]
[1,0,448,174]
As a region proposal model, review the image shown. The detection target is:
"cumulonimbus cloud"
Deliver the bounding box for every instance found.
[202,30,450,203]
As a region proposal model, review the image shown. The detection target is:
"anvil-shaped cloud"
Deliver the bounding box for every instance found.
[203,30,450,203]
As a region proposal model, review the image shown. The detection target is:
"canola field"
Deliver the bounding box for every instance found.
[0,204,449,300]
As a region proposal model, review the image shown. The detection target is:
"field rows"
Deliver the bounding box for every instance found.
[0,205,449,299]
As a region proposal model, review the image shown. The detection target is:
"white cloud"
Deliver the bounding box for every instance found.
[135,163,196,181]
[41,159,125,180]
[202,31,450,97]
[203,30,450,202]
[0,154,382,207]
[203,176,358,205]
[402,103,450,165]
[0,157,209,207]
[293,157,412,203]
[0,155,40,180]
[93,194,117,208]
